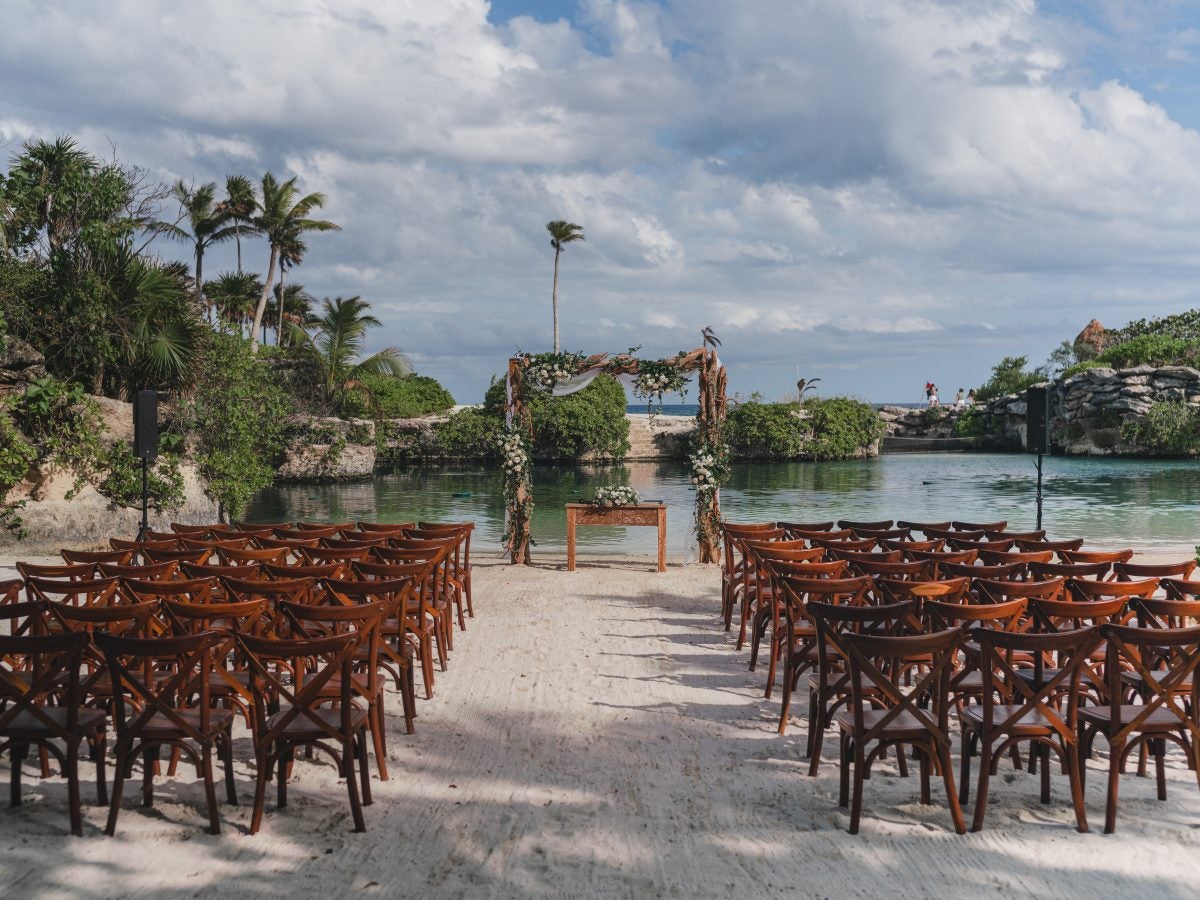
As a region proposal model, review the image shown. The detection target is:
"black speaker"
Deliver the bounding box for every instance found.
[1026,386,1050,455]
[133,390,158,460]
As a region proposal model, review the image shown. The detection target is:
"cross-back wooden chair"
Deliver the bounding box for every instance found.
[895,520,952,536]
[812,536,878,554]
[850,527,911,543]
[352,559,446,696]
[356,521,415,535]
[219,545,286,567]
[837,519,893,531]
[979,548,1053,567]
[110,537,176,564]
[252,535,321,560]
[179,536,251,553]
[378,539,463,644]
[232,521,289,534]
[1017,537,1084,554]
[60,549,133,567]
[121,576,215,607]
[222,575,318,614]
[98,560,178,582]
[995,529,1045,542]
[941,561,1026,583]
[719,523,786,632]
[323,577,418,735]
[1079,623,1200,833]
[880,538,944,554]
[321,536,390,550]
[142,547,212,567]
[777,521,835,535]
[0,579,22,606]
[973,576,1065,606]
[1163,579,1200,603]
[851,558,934,581]
[0,631,107,835]
[96,630,236,835]
[876,576,970,608]
[274,526,340,541]
[16,561,96,582]
[25,576,119,608]
[959,625,1099,832]
[927,527,983,543]
[1112,559,1197,585]
[751,557,845,692]
[180,561,265,585]
[949,538,1014,554]
[298,544,373,568]
[923,597,1028,712]
[804,598,921,775]
[278,599,391,781]
[786,527,853,544]
[953,520,1007,533]
[825,549,902,569]
[742,543,826,659]
[1026,560,1111,581]
[838,627,966,835]
[905,548,978,577]
[1060,548,1135,565]
[169,523,214,537]
[262,561,347,582]
[415,522,476,619]
[236,630,371,834]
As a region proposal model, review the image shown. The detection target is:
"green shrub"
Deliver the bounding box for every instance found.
[337,372,455,419]
[804,397,885,461]
[975,356,1044,402]
[724,402,807,458]
[181,333,292,519]
[1121,401,1200,456]
[0,405,36,538]
[433,407,502,459]
[953,408,987,437]
[1107,309,1200,346]
[1062,334,1200,377]
[482,373,629,460]
[95,445,185,511]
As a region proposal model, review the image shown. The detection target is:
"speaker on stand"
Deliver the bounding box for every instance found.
[133,390,158,540]
[1026,386,1050,531]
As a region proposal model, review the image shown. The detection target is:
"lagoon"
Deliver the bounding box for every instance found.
[247,452,1200,559]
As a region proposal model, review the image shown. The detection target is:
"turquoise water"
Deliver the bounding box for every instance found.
[246,453,1200,558]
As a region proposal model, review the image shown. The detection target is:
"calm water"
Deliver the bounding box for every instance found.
[246,453,1200,559]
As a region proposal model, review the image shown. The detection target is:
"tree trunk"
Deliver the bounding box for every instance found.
[551,246,561,353]
[235,224,242,274]
[194,245,205,320]
[249,245,278,355]
[276,267,286,346]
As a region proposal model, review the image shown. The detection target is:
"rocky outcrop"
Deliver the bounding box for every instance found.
[1054,365,1200,455]
[1075,319,1107,357]
[1,462,219,552]
[277,416,377,481]
[878,405,1013,452]
[0,338,48,395]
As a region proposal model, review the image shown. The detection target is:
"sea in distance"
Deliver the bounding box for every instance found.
[248,452,1200,561]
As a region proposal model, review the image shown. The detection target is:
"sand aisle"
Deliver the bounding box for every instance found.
[2,558,1200,898]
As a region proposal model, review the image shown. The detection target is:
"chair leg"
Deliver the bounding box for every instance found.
[1154,739,1167,801]
[808,695,827,777]
[277,749,290,809]
[105,748,128,836]
[763,634,779,700]
[400,667,417,735]
[250,749,269,835]
[357,733,373,806]
[142,747,157,808]
[919,747,931,805]
[1039,743,1051,804]
[201,745,221,835]
[938,743,966,835]
[344,740,365,833]
[959,730,974,806]
[971,740,993,832]
[1065,741,1088,833]
[1104,740,1122,834]
[222,733,237,805]
[93,732,108,806]
[67,742,83,837]
[419,636,435,699]
[849,741,867,835]
[777,660,794,737]
[370,696,389,781]
[10,743,26,808]
[838,732,851,808]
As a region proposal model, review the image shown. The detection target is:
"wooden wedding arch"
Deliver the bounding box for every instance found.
[502,346,728,565]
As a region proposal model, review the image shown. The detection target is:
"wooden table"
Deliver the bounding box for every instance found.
[566,503,667,573]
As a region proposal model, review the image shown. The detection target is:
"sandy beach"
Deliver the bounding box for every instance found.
[1,553,1200,898]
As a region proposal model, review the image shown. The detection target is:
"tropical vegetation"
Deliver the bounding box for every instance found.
[546,219,585,353]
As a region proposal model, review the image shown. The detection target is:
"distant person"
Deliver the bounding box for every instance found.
[929,384,939,407]
[966,389,977,406]
[924,382,934,405]
[954,388,965,409]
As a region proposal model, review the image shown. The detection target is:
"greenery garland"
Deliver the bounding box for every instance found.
[631,356,689,420]
[523,351,588,392]
[689,439,729,552]
[497,427,533,556]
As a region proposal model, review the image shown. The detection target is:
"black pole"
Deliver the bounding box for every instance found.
[1035,452,1044,532]
[137,456,149,540]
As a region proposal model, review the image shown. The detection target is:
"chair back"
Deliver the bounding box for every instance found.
[60,548,133,566]
[1112,560,1197,582]
[953,520,1006,532]
[1060,548,1135,565]
[1097,623,1200,749]
[1027,560,1111,581]
[974,576,1064,605]
[16,561,95,581]
[25,576,119,607]
[99,560,179,581]
[941,561,1025,582]
[895,520,952,536]
[836,519,893,531]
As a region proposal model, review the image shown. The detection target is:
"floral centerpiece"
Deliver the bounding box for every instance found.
[631,357,688,420]
[524,351,587,392]
[591,485,641,508]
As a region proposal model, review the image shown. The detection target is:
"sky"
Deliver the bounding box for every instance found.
[3,0,1200,404]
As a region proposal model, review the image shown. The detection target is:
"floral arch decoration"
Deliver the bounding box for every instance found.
[501,345,728,565]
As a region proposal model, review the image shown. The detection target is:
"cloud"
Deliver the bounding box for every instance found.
[2,0,1200,403]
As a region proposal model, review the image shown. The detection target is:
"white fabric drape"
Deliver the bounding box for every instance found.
[550,366,604,396]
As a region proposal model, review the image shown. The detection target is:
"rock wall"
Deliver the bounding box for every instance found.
[277,416,377,481]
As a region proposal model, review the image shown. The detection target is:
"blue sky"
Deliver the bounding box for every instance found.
[4,1,1200,404]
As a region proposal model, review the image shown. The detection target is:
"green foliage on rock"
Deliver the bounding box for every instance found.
[0,405,36,537]
[1120,400,1200,456]
[338,372,455,419]
[804,397,886,461]
[724,402,808,458]
[96,444,185,512]
[482,373,629,460]
[180,333,291,519]
[975,356,1045,402]
[724,397,883,460]
[1062,334,1200,378]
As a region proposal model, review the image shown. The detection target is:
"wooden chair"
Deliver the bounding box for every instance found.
[953,520,1007,532]
[850,527,911,543]
[959,626,1098,832]
[973,576,1065,606]
[979,548,1053,567]
[786,527,853,543]
[777,521,835,536]
[180,561,265,584]
[278,599,391,780]
[110,537,176,564]
[60,549,133,567]
[97,631,236,835]
[941,561,1025,583]
[811,537,878,553]
[876,577,970,608]
[752,557,845,691]
[1060,548,1135,565]
[905,549,978,577]
[895,520,952,536]
[24,576,119,608]
[927,527,983,542]
[219,546,287,567]
[16,561,95,581]
[742,544,826,658]
[353,560,446,696]
[321,536,390,550]
[880,538,943,553]
[98,560,180,582]
[948,538,1014,554]
[236,630,371,833]
[170,523,215,537]
[0,631,108,835]
[825,549,902,568]
[836,519,893,531]
[1113,559,1197,584]
[275,526,341,541]
[1017,537,1084,554]
[231,521,289,533]
[837,627,966,835]
[415,522,476,619]
[222,576,318,613]
[923,597,1028,711]
[324,578,418,735]
[804,598,920,775]
[993,529,1045,542]
[298,545,373,568]
[720,523,783,631]
[356,521,415,535]
[1079,623,1200,833]
[262,561,348,582]
[179,536,252,553]
[850,559,934,581]
[1027,560,1112,581]
[252,535,321,557]
[1164,579,1200,603]
[382,538,466,639]
[0,579,21,606]
[142,547,213,566]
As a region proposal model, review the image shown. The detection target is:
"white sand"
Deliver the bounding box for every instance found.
[1,553,1200,898]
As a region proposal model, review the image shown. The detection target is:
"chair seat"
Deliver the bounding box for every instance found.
[1012,667,1101,689]
[1120,671,1193,692]
[836,708,935,741]
[1078,705,1189,733]
[266,706,369,740]
[138,708,235,739]
[960,705,1062,736]
[1,707,107,738]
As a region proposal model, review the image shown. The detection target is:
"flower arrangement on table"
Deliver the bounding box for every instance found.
[591,485,641,509]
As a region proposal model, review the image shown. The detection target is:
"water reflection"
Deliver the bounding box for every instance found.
[246,453,1200,555]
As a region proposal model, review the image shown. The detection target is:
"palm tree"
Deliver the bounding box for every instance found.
[546,220,585,353]
[290,295,410,404]
[216,175,258,273]
[148,180,238,311]
[248,172,340,354]
[205,271,263,335]
[275,232,307,345]
[5,135,92,254]
[273,278,315,345]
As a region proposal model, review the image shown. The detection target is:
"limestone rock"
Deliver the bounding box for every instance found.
[0,338,48,393]
[1074,319,1106,356]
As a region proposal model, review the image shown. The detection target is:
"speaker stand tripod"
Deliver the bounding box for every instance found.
[136,456,149,541]
[1034,452,1044,532]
